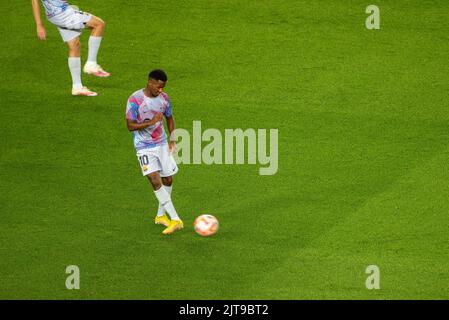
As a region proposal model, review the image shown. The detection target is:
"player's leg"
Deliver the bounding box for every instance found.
[147,172,180,221]
[87,15,106,37]
[162,176,173,187]
[147,172,183,235]
[156,176,173,218]
[67,37,82,89]
[66,37,97,96]
[137,148,182,233]
[156,145,182,234]
[83,15,110,77]
[147,172,170,227]
[137,149,169,224]
[51,9,97,96]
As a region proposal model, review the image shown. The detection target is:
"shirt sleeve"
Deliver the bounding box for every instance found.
[126,97,139,121]
[164,95,173,117]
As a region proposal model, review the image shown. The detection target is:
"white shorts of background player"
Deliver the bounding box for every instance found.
[48,8,92,42]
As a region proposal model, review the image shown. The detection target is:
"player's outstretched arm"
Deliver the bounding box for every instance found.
[126,113,163,131]
[31,0,46,40]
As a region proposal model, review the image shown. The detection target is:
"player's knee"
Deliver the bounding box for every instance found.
[68,38,81,54]
[95,17,106,30]
[162,176,173,186]
[71,38,80,48]
[147,175,162,190]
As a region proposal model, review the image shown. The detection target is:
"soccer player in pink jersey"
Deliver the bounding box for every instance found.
[126,70,183,235]
[31,0,110,96]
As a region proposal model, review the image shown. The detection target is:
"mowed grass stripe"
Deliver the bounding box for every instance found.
[240,142,449,299]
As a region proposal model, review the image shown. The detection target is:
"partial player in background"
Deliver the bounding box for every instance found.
[126,69,183,235]
[31,0,110,96]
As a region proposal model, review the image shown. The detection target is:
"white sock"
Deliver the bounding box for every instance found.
[86,36,102,65]
[157,185,172,217]
[154,186,180,221]
[68,57,82,89]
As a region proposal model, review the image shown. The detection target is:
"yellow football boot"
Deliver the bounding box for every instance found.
[162,219,184,235]
[154,214,171,227]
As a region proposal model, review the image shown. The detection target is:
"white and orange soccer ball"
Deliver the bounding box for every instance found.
[194,214,219,236]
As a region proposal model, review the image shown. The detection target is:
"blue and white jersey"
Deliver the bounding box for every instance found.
[41,0,70,18]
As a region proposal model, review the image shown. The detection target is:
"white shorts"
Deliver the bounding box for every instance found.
[136,144,179,177]
[48,8,92,42]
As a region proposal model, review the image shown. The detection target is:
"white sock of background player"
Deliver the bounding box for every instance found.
[85,36,102,67]
[68,57,82,89]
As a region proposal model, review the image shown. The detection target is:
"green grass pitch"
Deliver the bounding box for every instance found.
[1,0,448,299]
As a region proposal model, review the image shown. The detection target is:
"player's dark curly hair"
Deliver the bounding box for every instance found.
[148,69,168,82]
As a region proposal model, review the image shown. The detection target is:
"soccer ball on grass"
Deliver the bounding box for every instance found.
[194,214,219,236]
